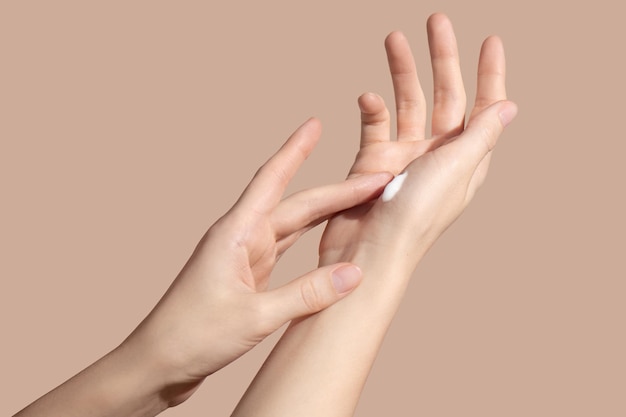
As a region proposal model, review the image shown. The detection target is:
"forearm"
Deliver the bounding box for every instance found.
[13,340,169,417]
[232,241,429,417]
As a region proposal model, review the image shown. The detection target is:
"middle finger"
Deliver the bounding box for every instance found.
[385,31,427,141]
[428,13,467,139]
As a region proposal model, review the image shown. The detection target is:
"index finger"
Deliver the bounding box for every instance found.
[236,118,322,212]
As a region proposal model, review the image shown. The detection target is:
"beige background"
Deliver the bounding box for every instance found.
[2,1,624,416]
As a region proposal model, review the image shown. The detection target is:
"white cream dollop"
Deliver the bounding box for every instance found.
[381,171,408,202]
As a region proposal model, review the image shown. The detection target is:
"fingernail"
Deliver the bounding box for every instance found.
[498,102,518,127]
[332,265,363,294]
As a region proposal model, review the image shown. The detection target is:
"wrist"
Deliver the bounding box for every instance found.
[14,340,170,417]
[100,340,171,416]
[120,317,206,409]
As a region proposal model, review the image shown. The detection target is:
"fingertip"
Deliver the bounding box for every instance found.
[358,171,395,193]
[483,35,503,48]
[357,92,377,105]
[303,116,322,131]
[370,171,395,186]
[294,117,322,150]
[480,35,505,62]
[427,12,452,31]
[498,100,518,127]
[341,171,395,204]
[358,92,385,113]
[385,30,407,49]
[377,170,396,182]
[331,264,363,294]
[273,263,365,320]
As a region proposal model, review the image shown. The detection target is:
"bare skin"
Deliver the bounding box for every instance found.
[13,13,517,417]
[233,13,517,417]
[13,120,392,417]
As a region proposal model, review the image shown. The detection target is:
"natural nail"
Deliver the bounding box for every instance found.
[332,265,363,294]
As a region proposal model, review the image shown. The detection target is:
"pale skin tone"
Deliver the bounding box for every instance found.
[13,13,517,417]
[232,13,517,417]
[13,120,392,417]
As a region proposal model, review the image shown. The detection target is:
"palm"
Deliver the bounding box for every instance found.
[349,140,431,177]
[319,14,508,265]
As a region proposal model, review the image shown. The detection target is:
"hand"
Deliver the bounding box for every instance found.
[123,118,392,406]
[320,13,517,269]
[230,17,516,417]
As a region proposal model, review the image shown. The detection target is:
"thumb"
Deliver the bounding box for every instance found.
[261,263,363,327]
[454,100,518,169]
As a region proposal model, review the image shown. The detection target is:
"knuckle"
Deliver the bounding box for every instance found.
[361,108,390,125]
[300,278,326,313]
[248,298,276,336]
[258,160,290,187]
[475,122,497,155]
[478,67,505,78]
[271,164,291,185]
[434,87,466,104]
[397,97,423,111]
[473,97,493,110]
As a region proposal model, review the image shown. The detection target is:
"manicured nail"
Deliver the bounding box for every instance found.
[498,102,518,127]
[332,265,363,294]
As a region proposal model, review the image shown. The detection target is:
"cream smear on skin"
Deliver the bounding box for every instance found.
[381,171,408,202]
